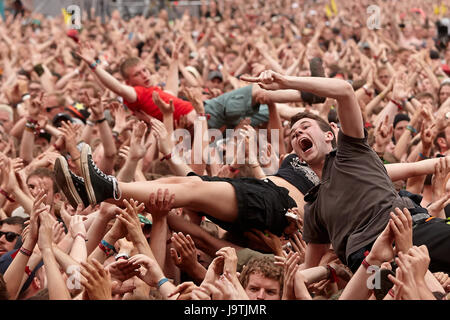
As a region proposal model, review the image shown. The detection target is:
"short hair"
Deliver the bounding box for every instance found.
[0,216,26,230]
[0,104,13,121]
[239,256,283,296]
[120,57,142,79]
[80,82,101,99]
[415,92,435,105]
[290,111,337,148]
[26,168,58,194]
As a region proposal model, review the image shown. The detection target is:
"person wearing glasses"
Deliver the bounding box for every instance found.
[0,217,25,257]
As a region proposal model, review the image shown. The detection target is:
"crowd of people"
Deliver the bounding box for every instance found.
[0,0,450,301]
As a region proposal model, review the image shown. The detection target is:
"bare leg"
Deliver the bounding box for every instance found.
[118,180,239,223]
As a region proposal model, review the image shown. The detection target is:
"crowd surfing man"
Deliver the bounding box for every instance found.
[55,70,450,275]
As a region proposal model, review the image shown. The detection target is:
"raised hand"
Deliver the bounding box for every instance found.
[116,199,146,244]
[181,87,204,114]
[169,232,199,271]
[127,253,164,287]
[282,251,301,300]
[80,259,112,300]
[240,70,287,91]
[128,121,150,161]
[152,91,174,115]
[147,188,175,219]
[389,207,413,255]
[105,259,140,283]
[76,41,97,64]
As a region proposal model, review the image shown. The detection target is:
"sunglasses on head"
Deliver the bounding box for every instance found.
[0,231,20,242]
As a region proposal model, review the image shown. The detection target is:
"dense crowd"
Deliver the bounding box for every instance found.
[0,0,449,301]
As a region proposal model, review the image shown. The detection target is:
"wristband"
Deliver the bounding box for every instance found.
[115,253,129,261]
[20,247,32,257]
[388,289,395,298]
[390,99,403,110]
[101,239,117,254]
[326,265,338,283]
[197,113,210,120]
[25,266,32,276]
[0,188,15,203]
[95,117,106,124]
[75,233,87,241]
[86,120,95,127]
[405,125,417,134]
[157,277,169,288]
[419,152,429,160]
[98,242,114,257]
[362,84,372,97]
[89,59,101,71]
[160,153,172,162]
[361,258,371,269]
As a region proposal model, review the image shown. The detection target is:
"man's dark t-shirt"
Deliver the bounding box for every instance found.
[302,130,414,265]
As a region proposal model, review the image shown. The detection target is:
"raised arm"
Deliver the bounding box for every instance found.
[76,42,137,103]
[242,71,364,138]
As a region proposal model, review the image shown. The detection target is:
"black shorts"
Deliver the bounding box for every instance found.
[187,172,297,236]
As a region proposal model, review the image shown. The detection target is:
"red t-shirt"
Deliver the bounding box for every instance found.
[124,86,194,121]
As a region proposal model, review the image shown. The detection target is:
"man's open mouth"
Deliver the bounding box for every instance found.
[299,137,313,152]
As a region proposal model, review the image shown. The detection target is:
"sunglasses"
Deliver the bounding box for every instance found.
[0,231,20,242]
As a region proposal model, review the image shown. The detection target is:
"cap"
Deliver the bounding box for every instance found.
[208,70,223,82]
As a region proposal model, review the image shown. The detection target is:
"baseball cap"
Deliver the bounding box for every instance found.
[208,70,223,82]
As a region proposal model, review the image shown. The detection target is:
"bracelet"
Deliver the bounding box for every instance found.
[419,152,429,160]
[53,143,60,151]
[405,125,417,134]
[25,266,32,276]
[197,113,210,120]
[361,258,371,269]
[98,242,114,257]
[101,239,117,254]
[249,163,260,168]
[326,265,338,283]
[75,233,87,241]
[229,165,240,173]
[89,59,101,71]
[0,188,15,203]
[390,99,403,110]
[95,117,106,124]
[115,253,130,261]
[388,289,395,298]
[86,120,95,127]
[20,247,32,257]
[362,84,372,97]
[157,277,169,289]
[160,153,172,162]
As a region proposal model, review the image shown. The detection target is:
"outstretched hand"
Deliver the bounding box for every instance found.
[240,70,287,90]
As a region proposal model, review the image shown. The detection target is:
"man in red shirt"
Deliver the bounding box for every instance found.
[76,44,197,124]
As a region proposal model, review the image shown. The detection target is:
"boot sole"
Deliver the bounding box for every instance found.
[80,144,97,206]
[54,156,82,209]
